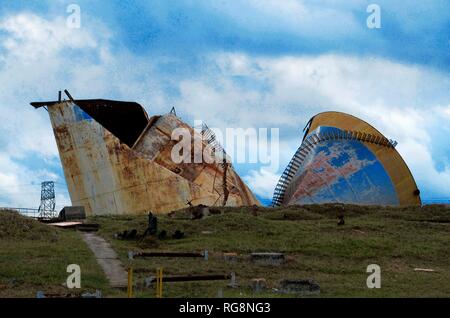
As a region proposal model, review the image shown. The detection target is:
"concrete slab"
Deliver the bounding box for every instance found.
[279,279,320,295]
[250,252,285,266]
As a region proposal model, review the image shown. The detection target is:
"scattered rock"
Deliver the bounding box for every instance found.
[191,204,210,220]
[158,230,167,240]
[172,230,185,239]
[115,229,137,240]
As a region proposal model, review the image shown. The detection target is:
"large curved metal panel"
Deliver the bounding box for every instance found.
[272,111,421,206]
[32,99,260,215]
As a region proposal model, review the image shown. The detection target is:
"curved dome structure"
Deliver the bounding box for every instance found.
[272,111,421,206]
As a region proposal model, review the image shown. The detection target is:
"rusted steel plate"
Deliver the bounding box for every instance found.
[36,100,259,216]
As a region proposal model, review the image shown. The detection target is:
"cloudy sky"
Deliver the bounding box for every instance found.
[0,0,449,209]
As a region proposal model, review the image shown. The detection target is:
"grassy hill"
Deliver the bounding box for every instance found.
[1,204,449,298]
[89,204,450,298]
[0,210,111,297]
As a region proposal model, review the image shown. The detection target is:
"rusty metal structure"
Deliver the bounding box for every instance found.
[31,93,259,216]
[272,111,421,206]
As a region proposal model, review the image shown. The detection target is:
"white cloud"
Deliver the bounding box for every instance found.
[0,14,98,60]
[174,53,450,199]
[0,13,112,208]
[217,0,365,40]
[0,153,70,208]
[0,12,169,208]
[0,10,449,207]
[243,168,280,199]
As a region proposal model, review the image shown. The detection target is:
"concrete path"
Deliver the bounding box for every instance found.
[81,232,127,288]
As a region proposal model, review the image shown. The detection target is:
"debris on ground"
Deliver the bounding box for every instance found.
[115,229,138,240]
[251,278,267,293]
[191,204,210,220]
[223,252,238,263]
[157,230,167,240]
[76,223,100,232]
[58,206,86,221]
[36,290,102,298]
[337,204,345,225]
[414,268,436,272]
[250,252,285,266]
[278,279,320,295]
[172,230,185,239]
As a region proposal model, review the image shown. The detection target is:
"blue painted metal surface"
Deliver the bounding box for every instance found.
[73,104,93,122]
[287,126,398,205]
[273,125,402,206]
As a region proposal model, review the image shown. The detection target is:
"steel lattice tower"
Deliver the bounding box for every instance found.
[38,181,56,218]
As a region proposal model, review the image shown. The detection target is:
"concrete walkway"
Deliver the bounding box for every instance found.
[81,232,127,288]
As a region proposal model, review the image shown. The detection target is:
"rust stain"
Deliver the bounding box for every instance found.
[44,100,260,216]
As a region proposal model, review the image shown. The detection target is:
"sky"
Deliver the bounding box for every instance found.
[0,0,449,209]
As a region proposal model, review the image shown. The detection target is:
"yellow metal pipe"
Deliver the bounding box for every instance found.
[127,267,133,298]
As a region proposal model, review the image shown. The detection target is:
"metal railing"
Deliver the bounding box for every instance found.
[200,123,228,159]
[0,207,57,218]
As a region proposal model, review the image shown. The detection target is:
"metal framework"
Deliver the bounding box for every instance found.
[200,123,227,158]
[271,130,397,207]
[38,181,56,218]
[200,123,232,206]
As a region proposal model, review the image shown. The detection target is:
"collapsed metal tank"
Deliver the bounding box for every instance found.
[272,111,421,206]
[31,95,259,215]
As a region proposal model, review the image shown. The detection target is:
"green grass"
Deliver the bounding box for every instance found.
[0,210,112,297]
[88,204,450,298]
[1,205,449,298]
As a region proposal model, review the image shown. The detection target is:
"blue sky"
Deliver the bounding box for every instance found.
[0,0,449,208]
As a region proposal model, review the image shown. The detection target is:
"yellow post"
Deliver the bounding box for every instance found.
[156,267,163,298]
[127,267,133,298]
[156,268,159,298]
[160,268,163,298]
